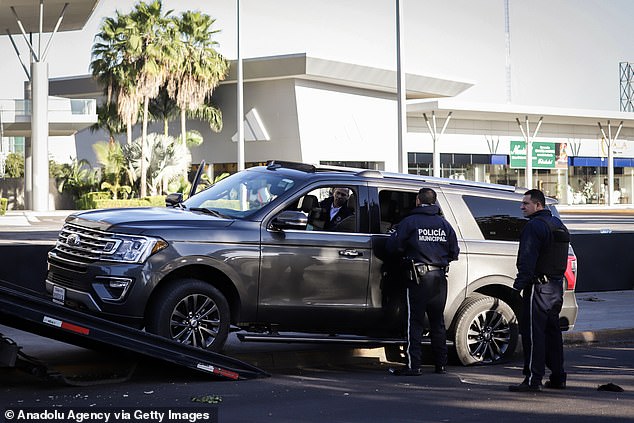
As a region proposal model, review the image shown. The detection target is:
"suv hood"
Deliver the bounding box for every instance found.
[66,207,233,234]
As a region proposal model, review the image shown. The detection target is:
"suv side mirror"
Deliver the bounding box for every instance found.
[165,193,183,207]
[271,210,308,230]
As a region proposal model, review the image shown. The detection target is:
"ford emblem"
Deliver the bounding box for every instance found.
[67,233,81,247]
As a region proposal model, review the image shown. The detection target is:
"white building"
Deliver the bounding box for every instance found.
[50,53,634,206]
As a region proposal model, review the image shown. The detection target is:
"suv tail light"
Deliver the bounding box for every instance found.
[564,246,577,290]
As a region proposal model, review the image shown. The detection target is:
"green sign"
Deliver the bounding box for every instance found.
[510,141,556,169]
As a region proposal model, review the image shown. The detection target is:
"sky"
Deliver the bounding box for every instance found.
[0,0,633,111]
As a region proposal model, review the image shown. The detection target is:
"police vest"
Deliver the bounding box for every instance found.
[534,215,570,278]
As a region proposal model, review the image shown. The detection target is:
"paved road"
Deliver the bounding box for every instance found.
[1,339,632,422]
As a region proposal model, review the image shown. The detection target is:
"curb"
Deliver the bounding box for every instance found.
[563,328,634,345]
[559,208,634,215]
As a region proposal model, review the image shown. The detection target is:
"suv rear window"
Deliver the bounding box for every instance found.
[463,195,527,241]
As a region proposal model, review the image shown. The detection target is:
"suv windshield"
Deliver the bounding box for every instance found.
[183,168,297,218]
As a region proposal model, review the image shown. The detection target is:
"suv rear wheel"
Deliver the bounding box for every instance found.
[147,279,230,352]
[453,294,518,365]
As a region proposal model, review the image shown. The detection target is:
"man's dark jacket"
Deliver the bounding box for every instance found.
[514,209,569,290]
[320,197,354,230]
[386,204,460,267]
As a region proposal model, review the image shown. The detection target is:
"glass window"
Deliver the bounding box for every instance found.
[463,195,527,241]
[284,186,358,233]
[184,168,297,218]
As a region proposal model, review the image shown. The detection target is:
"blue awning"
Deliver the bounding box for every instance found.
[491,154,509,165]
[569,157,634,167]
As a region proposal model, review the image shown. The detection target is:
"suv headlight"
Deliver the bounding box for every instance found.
[101,235,168,263]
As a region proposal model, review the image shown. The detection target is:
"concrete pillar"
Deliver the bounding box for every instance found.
[31,61,49,211]
[23,81,32,209]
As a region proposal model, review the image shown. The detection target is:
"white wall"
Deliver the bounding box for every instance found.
[295,82,398,170]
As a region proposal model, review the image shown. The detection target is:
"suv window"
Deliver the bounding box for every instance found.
[288,185,358,233]
[185,168,297,218]
[377,190,418,233]
[463,195,527,241]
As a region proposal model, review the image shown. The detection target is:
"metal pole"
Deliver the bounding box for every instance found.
[396,0,406,173]
[236,0,245,171]
[525,116,532,189]
[42,3,69,61]
[504,0,512,103]
[516,117,529,189]
[599,121,623,206]
[31,61,49,211]
[423,113,437,177]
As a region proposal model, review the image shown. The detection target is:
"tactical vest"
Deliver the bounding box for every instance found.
[534,215,570,278]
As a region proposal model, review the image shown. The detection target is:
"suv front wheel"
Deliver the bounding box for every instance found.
[453,294,518,365]
[146,279,230,352]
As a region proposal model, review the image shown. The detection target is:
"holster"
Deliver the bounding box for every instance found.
[407,260,447,284]
[534,274,549,285]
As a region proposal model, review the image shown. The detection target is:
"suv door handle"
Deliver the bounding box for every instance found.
[339,249,362,257]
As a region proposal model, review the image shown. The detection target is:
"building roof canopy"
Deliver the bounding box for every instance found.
[223,54,474,100]
[0,0,98,34]
[408,98,634,128]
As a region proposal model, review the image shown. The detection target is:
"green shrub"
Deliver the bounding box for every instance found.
[76,192,167,210]
[93,199,151,208]
[143,195,167,207]
[4,153,24,178]
[76,191,111,210]
[0,198,7,216]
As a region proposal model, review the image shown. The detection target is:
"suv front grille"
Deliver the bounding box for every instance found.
[47,270,87,290]
[54,222,115,263]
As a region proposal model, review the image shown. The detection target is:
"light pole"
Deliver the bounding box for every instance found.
[236,0,245,171]
[396,0,406,173]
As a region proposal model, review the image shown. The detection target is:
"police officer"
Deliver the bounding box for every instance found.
[509,189,570,392]
[386,188,460,376]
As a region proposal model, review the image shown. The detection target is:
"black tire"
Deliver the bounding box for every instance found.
[453,294,518,365]
[146,279,230,352]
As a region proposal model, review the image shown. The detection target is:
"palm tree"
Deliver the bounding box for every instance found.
[149,87,180,136]
[126,0,175,197]
[90,102,126,145]
[91,3,227,198]
[168,11,228,144]
[91,13,140,147]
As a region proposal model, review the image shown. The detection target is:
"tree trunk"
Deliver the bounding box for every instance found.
[180,109,188,184]
[141,97,149,198]
[180,109,186,144]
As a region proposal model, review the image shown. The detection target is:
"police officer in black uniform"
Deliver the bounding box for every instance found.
[386,188,460,376]
[509,189,570,392]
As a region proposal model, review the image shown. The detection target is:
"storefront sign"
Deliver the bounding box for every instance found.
[510,141,556,169]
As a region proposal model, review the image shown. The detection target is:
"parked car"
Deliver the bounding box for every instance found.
[46,161,578,365]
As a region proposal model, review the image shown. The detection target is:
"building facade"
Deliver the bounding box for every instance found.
[49,54,634,206]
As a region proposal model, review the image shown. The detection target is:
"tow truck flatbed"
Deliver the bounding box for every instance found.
[0,280,268,382]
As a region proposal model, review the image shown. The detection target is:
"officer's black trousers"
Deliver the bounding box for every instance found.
[519,279,566,386]
[405,270,447,369]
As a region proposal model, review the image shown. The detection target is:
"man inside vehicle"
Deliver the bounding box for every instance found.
[319,187,355,231]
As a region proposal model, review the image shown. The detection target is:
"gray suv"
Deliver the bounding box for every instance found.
[46,161,578,365]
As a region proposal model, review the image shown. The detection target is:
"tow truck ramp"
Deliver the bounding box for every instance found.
[0,281,268,383]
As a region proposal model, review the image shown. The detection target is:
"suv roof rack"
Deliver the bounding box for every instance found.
[381,172,517,192]
[266,160,316,172]
[264,160,515,192]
